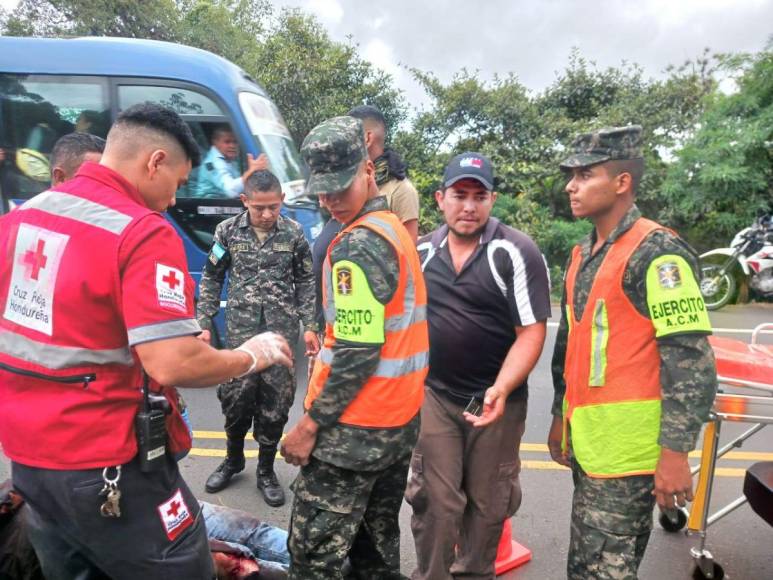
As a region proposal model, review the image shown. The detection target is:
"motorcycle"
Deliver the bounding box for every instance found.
[699,212,773,310]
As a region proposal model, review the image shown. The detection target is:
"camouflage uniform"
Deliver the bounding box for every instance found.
[552,127,717,579]
[288,117,423,580]
[197,212,315,450]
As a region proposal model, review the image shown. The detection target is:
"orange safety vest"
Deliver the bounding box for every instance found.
[563,218,665,478]
[305,210,428,427]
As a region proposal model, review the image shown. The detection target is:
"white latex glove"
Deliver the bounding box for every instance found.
[235,332,293,375]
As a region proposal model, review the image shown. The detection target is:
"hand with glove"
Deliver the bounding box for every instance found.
[235,332,293,375]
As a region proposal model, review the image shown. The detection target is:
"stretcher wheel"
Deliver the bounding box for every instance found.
[658,508,687,532]
[692,562,724,579]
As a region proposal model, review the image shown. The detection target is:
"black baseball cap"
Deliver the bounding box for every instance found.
[442,152,495,191]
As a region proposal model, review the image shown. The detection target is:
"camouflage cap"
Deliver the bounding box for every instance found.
[560,125,643,169]
[301,116,367,196]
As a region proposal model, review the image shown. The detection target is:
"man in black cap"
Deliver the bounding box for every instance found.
[549,126,716,579]
[406,152,551,579]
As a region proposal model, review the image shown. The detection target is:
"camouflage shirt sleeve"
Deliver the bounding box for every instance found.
[551,257,571,417]
[307,226,399,428]
[625,230,718,452]
[292,229,317,331]
[196,220,231,332]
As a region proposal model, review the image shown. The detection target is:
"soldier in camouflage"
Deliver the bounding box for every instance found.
[197,169,317,506]
[280,116,427,579]
[549,126,717,579]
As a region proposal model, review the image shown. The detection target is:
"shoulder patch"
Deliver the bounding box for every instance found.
[646,254,711,337]
[156,263,187,313]
[208,241,227,266]
[331,260,385,344]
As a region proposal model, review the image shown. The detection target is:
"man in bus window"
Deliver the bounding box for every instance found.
[195,124,268,198]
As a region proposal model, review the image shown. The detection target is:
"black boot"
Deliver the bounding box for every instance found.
[205,438,245,493]
[256,446,285,507]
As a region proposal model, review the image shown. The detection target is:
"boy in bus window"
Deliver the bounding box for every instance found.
[194,124,268,198]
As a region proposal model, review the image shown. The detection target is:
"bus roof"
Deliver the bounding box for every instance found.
[0,36,267,97]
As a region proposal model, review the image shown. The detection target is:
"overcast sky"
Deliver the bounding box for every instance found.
[3,0,771,105]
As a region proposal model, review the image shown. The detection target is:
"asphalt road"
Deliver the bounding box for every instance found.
[3,303,772,578]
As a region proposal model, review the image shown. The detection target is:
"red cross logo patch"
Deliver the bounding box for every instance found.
[23,239,48,281]
[157,488,193,541]
[4,224,69,336]
[155,263,187,312]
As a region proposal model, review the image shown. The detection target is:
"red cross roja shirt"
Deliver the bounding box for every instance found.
[0,162,199,469]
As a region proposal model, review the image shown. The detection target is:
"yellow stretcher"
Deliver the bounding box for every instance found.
[659,323,773,579]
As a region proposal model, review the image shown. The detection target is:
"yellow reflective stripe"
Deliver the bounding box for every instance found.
[331,260,385,344]
[588,299,608,387]
[565,304,573,335]
[646,254,712,337]
[571,399,661,476]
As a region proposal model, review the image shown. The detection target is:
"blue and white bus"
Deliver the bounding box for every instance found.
[0,36,322,341]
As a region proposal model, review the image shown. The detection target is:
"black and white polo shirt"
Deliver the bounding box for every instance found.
[417,217,551,404]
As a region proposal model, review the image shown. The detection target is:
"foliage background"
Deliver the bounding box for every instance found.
[2,0,770,294]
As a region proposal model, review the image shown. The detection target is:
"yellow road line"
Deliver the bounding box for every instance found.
[194,434,773,461]
[187,450,750,477]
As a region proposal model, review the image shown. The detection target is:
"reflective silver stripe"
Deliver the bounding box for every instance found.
[127,318,202,346]
[318,346,333,365]
[23,191,133,235]
[361,215,401,247]
[0,329,133,369]
[374,351,429,378]
[384,304,426,331]
[317,346,427,379]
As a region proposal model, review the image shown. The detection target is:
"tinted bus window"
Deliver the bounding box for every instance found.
[118,85,224,116]
[0,75,109,203]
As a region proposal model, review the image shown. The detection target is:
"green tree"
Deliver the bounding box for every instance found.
[251,9,403,144]
[661,45,773,250]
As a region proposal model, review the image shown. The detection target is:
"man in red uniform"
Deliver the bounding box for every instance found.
[0,103,292,580]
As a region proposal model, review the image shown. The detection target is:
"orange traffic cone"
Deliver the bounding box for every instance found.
[494,518,532,575]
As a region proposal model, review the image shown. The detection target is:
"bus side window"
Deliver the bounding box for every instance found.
[0,74,109,204]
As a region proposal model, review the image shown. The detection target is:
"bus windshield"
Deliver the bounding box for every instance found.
[239,92,306,202]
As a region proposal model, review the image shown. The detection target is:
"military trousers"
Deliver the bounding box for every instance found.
[567,458,655,580]
[406,388,526,580]
[217,361,295,450]
[287,454,410,580]
[12,455,213,580]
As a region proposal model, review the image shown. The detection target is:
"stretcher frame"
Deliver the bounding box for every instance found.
[676,323,773,579]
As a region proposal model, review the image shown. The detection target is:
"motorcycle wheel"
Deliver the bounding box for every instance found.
[700,264,736,310]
